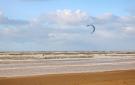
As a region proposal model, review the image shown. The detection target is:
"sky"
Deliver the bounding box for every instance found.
[0,0,135,51]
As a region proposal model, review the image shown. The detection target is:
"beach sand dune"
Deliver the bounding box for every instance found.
[0,70,135,85]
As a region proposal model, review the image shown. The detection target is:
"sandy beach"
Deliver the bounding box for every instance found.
[0,52,135,85]
[0,70,135,85]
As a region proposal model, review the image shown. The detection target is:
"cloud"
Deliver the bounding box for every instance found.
[0,9,135,51]
[0,11,29,26]
[30,9,92,27]
[122,26,135,34]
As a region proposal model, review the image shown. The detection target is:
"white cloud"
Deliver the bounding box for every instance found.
[0,11,29,26]
[0,9,135,51]
[35,9,93,28]
[123,26,135,34]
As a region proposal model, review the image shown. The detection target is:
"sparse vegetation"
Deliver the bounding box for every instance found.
[0,51,135,60]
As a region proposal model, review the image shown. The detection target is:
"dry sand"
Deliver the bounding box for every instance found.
[0,70,135,85]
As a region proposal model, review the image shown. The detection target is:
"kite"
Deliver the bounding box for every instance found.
[86,24,95,33]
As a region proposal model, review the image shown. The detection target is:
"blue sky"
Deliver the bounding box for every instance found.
[0,0,135,51]
[0,0,133,19]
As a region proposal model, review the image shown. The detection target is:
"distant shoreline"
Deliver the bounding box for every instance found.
[0,51,135,53]
[0,51,135,60]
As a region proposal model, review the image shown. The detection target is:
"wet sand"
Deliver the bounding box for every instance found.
[0,70,135,85]
[0,56,135,77]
